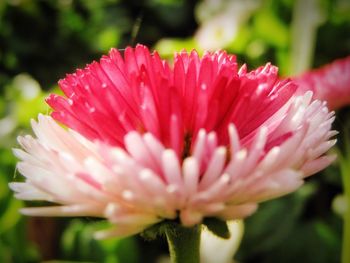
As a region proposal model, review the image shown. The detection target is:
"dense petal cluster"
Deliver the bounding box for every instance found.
[11,45,336,237]
[295,56,350,110]
[46,45,297,155]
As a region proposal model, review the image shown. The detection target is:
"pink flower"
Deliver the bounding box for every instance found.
[11,45,336,238]
[295,56,350,110]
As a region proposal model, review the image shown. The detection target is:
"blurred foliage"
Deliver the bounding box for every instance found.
[61,220,140,263]
[237,180,342,263]
[0,0,349,262]
[0,147,40,263]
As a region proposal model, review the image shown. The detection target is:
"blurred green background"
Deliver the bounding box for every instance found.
[0,0,349,262]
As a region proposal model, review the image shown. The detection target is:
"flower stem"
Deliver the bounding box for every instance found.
[289,0,324,75]
[343,206,350,263]
[341,164,350,263]
[165,224,201,263]
[339,128,350,263]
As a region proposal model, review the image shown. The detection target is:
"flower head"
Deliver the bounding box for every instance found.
[11,45,336,238]
[295,56,350,110]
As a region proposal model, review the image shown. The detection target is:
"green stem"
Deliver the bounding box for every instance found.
[289,0,324,75]
[165,224,201,263]
[341,162,350,263]
[343,209,350,263]
[340,129,350,263]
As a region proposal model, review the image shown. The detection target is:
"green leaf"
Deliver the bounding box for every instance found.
[140,220,172,240]
[202,217,231,239]
[154,38,197,58]
[229,27,253,53]
[140,224,162,241]
[95,27,121,52]
[0,197,23,234]
[253,9,289,48]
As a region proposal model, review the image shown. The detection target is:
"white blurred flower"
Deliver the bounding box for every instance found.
[13,73,41,100]
[195,0,260,50]
[201,220,244,263]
